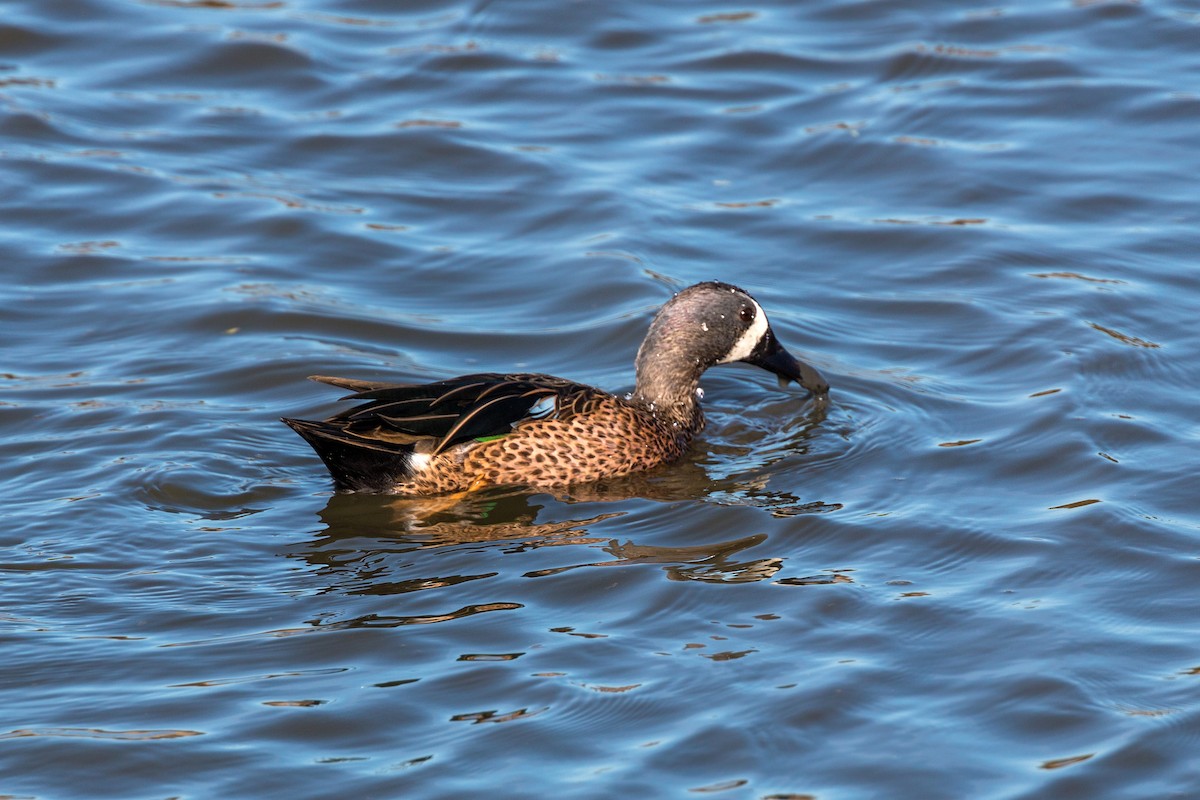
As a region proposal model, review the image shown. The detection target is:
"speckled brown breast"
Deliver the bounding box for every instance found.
[395,395,702,495]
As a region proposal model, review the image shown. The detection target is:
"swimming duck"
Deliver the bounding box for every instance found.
[283,281,829,494]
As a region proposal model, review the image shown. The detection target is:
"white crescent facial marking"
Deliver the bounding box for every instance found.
[719,299,768,364]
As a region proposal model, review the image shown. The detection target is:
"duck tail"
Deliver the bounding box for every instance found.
[282,418,413,493]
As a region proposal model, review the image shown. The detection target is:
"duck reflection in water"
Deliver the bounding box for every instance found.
[295,472,842,594]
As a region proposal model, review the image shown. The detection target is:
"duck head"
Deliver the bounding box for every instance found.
[632,281,830,419]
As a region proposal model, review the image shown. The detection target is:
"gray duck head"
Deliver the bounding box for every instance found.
[632,281,829,420]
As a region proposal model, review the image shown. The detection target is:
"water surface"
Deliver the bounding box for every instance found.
[3,0,1200,797]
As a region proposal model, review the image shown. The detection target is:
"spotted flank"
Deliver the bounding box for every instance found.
[283,281,830,494]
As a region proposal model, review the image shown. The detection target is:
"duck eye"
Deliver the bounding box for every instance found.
[739,306,755,323]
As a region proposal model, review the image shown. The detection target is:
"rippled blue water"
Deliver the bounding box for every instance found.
[4,0,1200,797]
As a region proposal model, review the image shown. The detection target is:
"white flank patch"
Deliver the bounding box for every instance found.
[529,395,557,418]
[409,452,432,472]
[718,299,768,363]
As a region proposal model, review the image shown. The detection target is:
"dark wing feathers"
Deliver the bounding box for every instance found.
[309,375,398,394]
[281,417,413,493]
[306,373,602,454]
[372,412,460,438]
[428,380,493,407]
[344,397,438,421]
[429,391,552,455]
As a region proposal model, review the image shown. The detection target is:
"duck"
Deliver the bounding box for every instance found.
[283,281,830,494]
